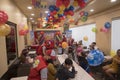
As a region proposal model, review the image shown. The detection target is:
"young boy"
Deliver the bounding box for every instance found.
[55,58,76,80]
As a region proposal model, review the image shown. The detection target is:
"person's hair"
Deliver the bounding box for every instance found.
[92,42,96,45]
[46,59,53,64]
[65,58,73,66]
[117,49,120,55]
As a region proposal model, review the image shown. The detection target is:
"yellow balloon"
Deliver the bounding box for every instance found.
[62,42,68,49]
[92,27,97,32]
[24,24,28,30]
[73,1,78,7]
[83,36,88,41]
[58,10,64,14]
[67,15,72,19]
[54,14,58,18]
[110,50,116,57]
[59,5,65,11]
[0,24,11,36]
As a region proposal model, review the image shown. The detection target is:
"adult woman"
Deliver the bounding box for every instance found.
[103,49,120,80]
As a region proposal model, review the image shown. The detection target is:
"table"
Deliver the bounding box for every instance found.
[28,51,36,55]
[104,55,112,62]
[57,54,95,80]
[10,76,28,80]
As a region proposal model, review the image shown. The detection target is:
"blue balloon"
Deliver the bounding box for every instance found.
[84,12,88,16]
[55,7,60,11]
[69,6,74,11]
[104,22,111,29]
[84,0,88,3]
[49,5,55,11]
[87,50,104,66]
[47,13,50,17]
[58,14,63,17]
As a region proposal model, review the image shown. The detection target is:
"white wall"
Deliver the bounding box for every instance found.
[70,24,96,47]
[0,0,27,77]
[111,18,120,52]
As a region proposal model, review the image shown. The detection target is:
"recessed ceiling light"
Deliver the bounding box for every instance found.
[27,6,32,9]
[90,9,94,12]
[31,13,35,16]
[30,18,33,20]
[111,0,117,2]
[45,11,49,13]
[32,20,35,22]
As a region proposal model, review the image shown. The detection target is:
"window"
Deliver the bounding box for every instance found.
[70,23,96,47]
[111,18,120,52]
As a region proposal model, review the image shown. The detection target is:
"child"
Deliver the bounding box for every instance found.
[55,58,76,80]
[78,51,90,73]
[57,43,63,55]
[76,44,83,57]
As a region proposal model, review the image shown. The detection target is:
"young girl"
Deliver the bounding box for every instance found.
[76,44,83,57]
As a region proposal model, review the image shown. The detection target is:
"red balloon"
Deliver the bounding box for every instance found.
[68,11,74,16]
[19,30,26,36]
[52,10,57,15]
[0,11,8,24]
[80,11,84,16]
[63,0,70,8]
[40,31,44,35]
[78,0,86,8]
[56,0,62,7]
[64,12,68,16]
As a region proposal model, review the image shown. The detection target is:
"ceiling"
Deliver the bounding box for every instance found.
[12,0,120,26]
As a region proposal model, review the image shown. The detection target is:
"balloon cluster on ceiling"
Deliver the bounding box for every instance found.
[0,10,11,36]
[32,0,47,8]
[43,0,88,29]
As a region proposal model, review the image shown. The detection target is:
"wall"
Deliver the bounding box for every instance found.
[0,0,27,77]
[70,5,120,55]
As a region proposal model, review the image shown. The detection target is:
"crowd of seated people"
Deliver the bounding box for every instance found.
[20,34,120,80]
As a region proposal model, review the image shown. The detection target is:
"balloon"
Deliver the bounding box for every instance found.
[87,50,104,66]
[62,42,68,49]
[19,29,26,36]
[92,27,97,32]
[110,50,116,57]
[102,27,108,32]
[0,24,11,36]
[4,24,11,35]
[81,16,87,22]
[69,5,74,11]
[0,11,8,24]
[100,28,103,32]
[58,10,64,14]
[104,22,111,29]
[84,0,88,3]
[63,0,70,8]
[68,11,74,16]
[56,0,62,7]
[52,10,57,15]
[78,0,86,8]
[49,5,55,11]
[80,11,84,16]
[40,31,44,35]
[73,1,78,6]
[84,12,88,16]
[59,4,65,11]
[83,36,88,41]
